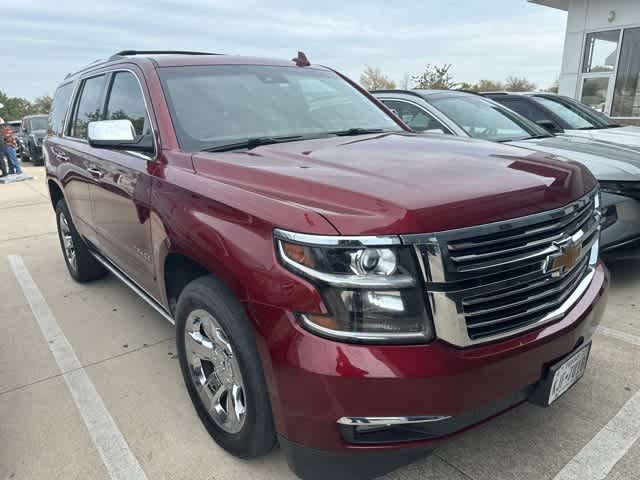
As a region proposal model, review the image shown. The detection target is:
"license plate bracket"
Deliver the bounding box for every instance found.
[529,342,591,407]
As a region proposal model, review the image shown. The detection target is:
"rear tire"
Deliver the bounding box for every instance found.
[176,275,276,459]
[55,199,106,283]
[23,143,31,162]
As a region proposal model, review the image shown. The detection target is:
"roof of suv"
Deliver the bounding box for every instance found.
[66,50,326,79]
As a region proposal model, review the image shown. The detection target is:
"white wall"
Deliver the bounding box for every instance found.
[558,0,640,98]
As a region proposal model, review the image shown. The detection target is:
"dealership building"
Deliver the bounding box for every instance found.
[532,0,640,123]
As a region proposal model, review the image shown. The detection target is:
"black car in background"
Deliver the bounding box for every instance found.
[18,114,48,165]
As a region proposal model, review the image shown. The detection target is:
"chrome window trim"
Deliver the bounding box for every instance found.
[274,228,401,247]
[337,415,451,426]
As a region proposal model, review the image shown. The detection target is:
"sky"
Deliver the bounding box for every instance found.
[2,0,567,100]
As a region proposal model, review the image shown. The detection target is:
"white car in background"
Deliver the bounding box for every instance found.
[483,92,640,150]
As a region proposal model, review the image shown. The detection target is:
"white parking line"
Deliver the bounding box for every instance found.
[8,255,148,480]
[598,326,640,347]
[553,388,640,480]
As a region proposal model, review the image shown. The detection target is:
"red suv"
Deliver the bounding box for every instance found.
[45,51,608,479]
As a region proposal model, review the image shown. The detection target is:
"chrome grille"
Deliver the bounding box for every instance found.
[402,190,600,347]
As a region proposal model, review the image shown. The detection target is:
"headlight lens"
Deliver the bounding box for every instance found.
[275,230,433,343]
[599,181,640,201]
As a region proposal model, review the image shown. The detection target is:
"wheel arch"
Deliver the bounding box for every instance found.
[48,178,65,210]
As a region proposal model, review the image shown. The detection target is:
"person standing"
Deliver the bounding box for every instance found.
[2,123,22,175]
[0,122,7,177]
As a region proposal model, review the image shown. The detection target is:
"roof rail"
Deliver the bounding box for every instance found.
[64,50,222,79]
[370,89,426,99]
[64,58,108,79]
[108,50,220,61]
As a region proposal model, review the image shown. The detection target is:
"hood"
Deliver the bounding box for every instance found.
[192,133,596,235]
[30,129,47,138]
[511,135,640,181]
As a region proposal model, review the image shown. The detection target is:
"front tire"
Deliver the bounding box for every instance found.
[176,276,276,458]
[55,199,106,282]
[30,144,43,166]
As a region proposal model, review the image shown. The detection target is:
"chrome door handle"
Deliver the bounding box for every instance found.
[87,167,104,179]
[51,148,69,161]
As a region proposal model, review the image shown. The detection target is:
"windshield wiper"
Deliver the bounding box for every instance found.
[329,128,387,136]
[201,135,307,152]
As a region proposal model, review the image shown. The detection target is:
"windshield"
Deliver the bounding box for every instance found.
[427,95,545,142]
[30,117,48,130]
[533,96,618,129]
[159,65,402,151]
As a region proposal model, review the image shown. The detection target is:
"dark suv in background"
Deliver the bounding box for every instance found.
[19,114,48,165]
[45,50,608,479]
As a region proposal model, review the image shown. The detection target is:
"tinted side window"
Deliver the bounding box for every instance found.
[105,72,150,136]
[49,83,74,135]
[70,75,107,139]
[496,98,548,123]
[382,99,450,133]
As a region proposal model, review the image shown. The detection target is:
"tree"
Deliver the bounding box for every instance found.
[412,64,457,90]
[473,79,505,92]
[544,79,560,94]
[400,72,411,90]
[0,91,35,121]
[505,76,536,92]
[359,66,396,91]
[32,96,53,114]
[457,82,476,91]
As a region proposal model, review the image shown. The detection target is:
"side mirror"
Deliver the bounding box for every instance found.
[536,120,561,134]
[88,119,153,153]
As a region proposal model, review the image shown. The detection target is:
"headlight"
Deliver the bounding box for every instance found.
[275,229,433,343]
[599,180,640,201]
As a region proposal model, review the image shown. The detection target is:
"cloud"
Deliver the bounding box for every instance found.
[1,0,566,99]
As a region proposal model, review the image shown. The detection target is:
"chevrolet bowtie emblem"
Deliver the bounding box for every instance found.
[544,239,581,275]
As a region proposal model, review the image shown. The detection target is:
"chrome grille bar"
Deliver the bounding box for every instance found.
[402,189,600,346]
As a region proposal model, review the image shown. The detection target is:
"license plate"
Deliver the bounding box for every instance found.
[547,343,591,405]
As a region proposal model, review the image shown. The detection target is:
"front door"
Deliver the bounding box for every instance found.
[89,69,157,296]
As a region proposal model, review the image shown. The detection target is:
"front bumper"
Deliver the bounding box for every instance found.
[601,192,640,251]
[248,262,608,477]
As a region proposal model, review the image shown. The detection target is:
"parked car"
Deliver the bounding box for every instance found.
[483,92,640,149]
[19,114,48,165]
[373,89,640,253]
[46,51,608,480]
[6,120,21,134]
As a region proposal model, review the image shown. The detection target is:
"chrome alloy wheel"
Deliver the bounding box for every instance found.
[185,309,247,433]
[58,212,77,272]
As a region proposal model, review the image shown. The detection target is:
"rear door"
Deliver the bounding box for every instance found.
[48,76,107,246]
[89,69,157,296]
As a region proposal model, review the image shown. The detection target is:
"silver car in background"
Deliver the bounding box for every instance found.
[372,89,640,252]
